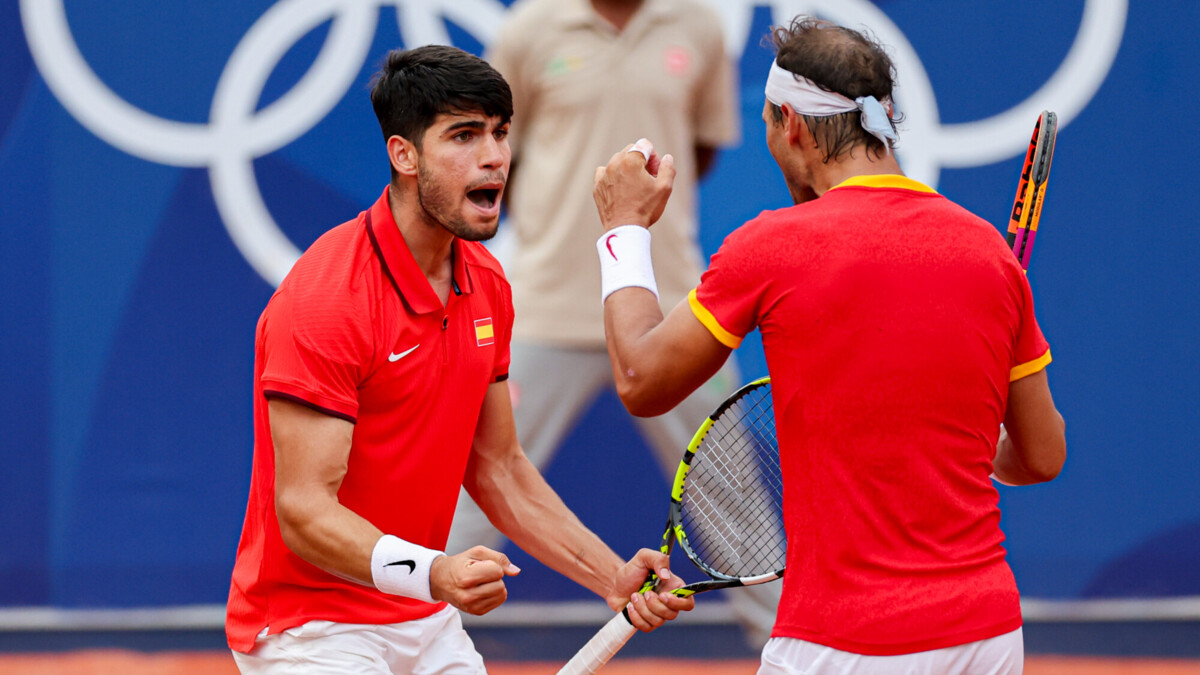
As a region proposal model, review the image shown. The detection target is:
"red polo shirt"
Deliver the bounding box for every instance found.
[226,188,513,653]
[690,175,1049,655]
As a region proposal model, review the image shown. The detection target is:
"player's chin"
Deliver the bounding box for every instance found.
[452,213,500,242]
[456,196,500,240]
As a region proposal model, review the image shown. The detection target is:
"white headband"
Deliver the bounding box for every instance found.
[764,60,897,151]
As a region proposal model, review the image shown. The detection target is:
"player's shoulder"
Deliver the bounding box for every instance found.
[284,216,368,279]
[706,208,787,263]
[277,216,376,318]
[935,192,994,226]
[926,193,1014,245]
[722,198,857,258]
[737,205,807,238]
[910,194,1028,274]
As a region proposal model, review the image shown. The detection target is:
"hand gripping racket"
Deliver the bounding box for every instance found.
[1006,110,1058,270]
[558,377,785,674]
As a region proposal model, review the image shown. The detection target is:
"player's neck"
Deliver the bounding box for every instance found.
[387,185,456,299]
[811,150,904,195]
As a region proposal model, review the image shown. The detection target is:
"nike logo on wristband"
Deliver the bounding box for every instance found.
[384,559,416,574]
[605,233,619,260]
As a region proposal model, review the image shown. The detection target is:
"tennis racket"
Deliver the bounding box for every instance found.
[558,377,785,674]
[1006,110,1058,270]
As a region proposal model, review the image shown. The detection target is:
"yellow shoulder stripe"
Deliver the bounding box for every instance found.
[688,289,742,349]
[1010,349,1052,382]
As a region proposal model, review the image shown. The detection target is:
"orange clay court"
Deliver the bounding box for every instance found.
[1,653,1199,674]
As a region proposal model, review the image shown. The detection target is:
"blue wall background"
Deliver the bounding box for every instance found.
[2,0,1196,610]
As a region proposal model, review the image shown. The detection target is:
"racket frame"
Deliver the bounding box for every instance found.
[664,377,783,595]
[557,377,783,674]
[1008,111,1058,269]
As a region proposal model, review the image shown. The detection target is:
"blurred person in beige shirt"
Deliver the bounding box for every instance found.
[447,0,779,647]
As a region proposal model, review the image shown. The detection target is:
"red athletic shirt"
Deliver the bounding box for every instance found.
[690,175,1050,655]
[226,188,513,653]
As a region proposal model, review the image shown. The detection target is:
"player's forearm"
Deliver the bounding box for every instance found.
[604,288,665,396]
[604,294,719,417]
[603,291,688,417]
[276,490,382,585]
[993,441,1054,485]
[470,452,622,599]
[995,371,1067,485]
[992,415,1066,485]
[992,432,1038,485]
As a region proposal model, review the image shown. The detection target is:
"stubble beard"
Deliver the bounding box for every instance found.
[416,161,499,242]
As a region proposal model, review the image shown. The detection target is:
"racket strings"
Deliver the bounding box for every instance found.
[680,387,785,578]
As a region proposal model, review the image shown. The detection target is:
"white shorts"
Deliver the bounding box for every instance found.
[757,627,1023,675]
[231,605,486,674]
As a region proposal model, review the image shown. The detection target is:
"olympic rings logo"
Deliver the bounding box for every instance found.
[20,0,1126,287]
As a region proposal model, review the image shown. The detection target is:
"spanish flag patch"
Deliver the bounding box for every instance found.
[474,318,494,346]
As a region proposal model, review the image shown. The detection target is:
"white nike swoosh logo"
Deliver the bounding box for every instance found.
[389,344,420,362]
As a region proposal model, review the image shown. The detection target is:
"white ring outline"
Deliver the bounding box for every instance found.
[209,0,380,286]
[20,0,1125,287]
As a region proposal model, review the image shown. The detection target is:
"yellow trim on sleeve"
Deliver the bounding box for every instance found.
[1010,349,1052,382]
[688,289,743,349]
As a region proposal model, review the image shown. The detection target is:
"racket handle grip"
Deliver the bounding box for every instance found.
[557,608,638,675]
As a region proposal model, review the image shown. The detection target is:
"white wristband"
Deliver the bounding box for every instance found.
[370,534,444,603]
[597,225,658,302]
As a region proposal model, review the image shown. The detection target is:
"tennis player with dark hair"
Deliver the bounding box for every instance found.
[225,45,691,674]
[592,17,1066,674]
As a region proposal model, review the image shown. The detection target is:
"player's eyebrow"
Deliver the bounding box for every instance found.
[442,119,487,134]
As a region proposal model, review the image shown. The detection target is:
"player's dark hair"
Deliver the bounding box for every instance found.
[767,16,901,161]
[369,45,513,148]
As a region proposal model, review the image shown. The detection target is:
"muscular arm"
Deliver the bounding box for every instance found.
[994,369,1067,485]
[604,292,732,416]
[463,382,623,598]
[463,382,693,623]
[593,141,733,416]
[271,398,519,614]
[270,398,380,585]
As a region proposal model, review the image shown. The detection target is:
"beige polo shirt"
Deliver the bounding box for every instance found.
[489,0,740,346]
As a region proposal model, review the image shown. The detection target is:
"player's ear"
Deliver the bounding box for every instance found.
[388,135,419,177]
[781,104,806,148]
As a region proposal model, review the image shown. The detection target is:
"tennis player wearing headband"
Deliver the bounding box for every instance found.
[593,16,1065,675]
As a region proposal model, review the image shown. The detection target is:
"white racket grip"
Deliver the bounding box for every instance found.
[557,610,638,675]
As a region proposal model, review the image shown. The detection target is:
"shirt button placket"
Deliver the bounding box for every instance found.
[441,314,450,366]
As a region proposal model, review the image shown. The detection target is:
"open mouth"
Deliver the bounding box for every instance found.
[467,187,500,210]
